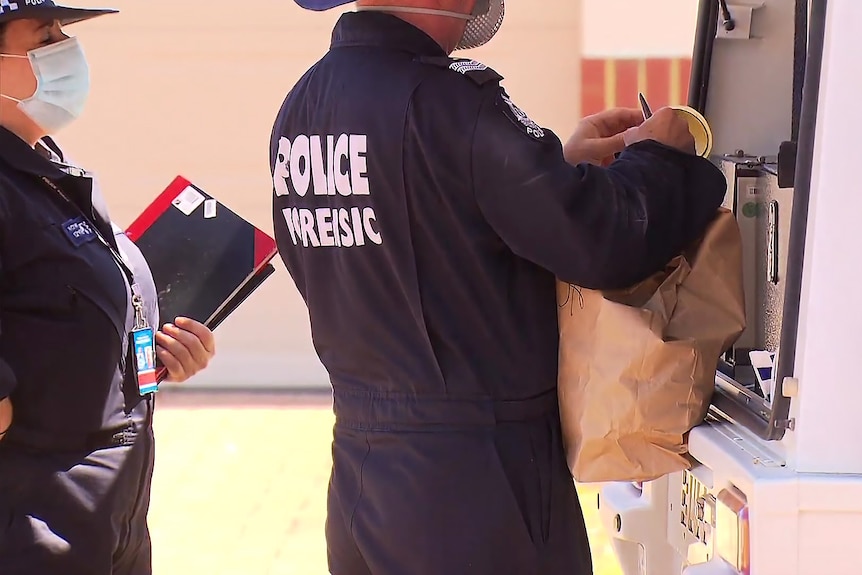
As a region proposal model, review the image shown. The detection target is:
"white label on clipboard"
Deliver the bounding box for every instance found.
[172,186,205,216]
[203,199,217,219]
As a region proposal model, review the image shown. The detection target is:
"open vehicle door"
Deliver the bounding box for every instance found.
[593,1,862,573]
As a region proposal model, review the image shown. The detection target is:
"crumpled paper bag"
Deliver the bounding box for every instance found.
[557,209,746,483]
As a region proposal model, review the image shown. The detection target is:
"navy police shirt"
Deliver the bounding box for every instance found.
[0,127,157,448]
[270,12,727,419]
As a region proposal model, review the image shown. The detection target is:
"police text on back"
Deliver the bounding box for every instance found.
[273,134,382,248]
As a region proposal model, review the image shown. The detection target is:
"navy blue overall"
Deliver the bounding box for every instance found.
[270,12,727,575]
[0,129,159,574]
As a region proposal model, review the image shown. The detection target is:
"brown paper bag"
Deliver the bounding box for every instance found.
[557,209,746,483]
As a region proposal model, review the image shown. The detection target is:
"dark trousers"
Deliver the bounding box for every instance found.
[326,409,593,575]
[0,426,155,575]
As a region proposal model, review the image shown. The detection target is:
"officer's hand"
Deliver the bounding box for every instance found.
[623,107,696,154]
[155,317,216,383]
[563,108,644,166]
[0,396,12,441]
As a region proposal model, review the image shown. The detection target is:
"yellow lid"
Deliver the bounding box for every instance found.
[669,105,713,158]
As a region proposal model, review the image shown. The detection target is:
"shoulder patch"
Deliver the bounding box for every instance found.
[448,59,487,74]
[416,56,503,86]
[498,89,547,141]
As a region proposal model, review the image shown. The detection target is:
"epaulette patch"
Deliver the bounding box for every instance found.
[499,89,547,141]
[417,56,503,86]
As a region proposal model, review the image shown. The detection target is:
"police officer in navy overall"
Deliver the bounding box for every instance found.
[0,3,216,573]
[271,1,727,573]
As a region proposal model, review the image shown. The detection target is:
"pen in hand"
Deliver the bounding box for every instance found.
[638,92,653,120]
[614,93,652,162]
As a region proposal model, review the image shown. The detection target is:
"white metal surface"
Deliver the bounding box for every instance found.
[682,559,741,575]
[689,423,862,574]
[601,422,862,574]
[597,478,682,575]
[702,0,797,156]
[788,0,862,474]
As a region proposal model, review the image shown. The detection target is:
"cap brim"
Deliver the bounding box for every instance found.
[56,7,118,25]
[294,0,354,10]
[0,7,118,26]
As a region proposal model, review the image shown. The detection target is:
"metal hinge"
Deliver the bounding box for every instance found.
[716,2,765,40]
[774,418,796,431]
[724,150,777,169]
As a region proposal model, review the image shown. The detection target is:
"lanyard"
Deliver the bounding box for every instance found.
[39,175,149,330]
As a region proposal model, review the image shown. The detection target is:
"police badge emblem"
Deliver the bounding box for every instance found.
[500,90,546,140]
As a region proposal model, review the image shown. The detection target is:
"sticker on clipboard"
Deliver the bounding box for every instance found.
[203,199,218,219]
[172,186,205,216]
[125,175,279,354]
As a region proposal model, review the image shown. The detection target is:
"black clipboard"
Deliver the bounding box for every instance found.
[125,175,278,381]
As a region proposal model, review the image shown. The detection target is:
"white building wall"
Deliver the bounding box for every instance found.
[60,0,697,389]
[582,0,699,58]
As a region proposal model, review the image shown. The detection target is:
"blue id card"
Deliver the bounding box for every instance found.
[132,327,159,395]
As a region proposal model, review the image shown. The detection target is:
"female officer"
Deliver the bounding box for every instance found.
[0,3,216,573]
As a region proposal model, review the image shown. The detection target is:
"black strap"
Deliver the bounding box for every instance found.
[40,137,65,162]
[791,0,809,143]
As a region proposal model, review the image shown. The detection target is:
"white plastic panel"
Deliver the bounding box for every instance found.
[690,422,862,574]
[789,0,862,474]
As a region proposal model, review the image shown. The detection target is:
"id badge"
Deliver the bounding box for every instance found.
[132,327,159,395]
[129,285,157,396]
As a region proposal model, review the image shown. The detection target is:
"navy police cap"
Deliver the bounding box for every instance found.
[294,0,354,10]
[0,0,117,26]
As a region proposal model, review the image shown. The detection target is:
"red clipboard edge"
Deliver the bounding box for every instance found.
[126,175,192,242]
[254,228,278,268]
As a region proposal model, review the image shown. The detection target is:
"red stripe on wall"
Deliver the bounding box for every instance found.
[581,59,606,117]
[614,60,640,108]
[645,59,671,109]
[580,57,695,116]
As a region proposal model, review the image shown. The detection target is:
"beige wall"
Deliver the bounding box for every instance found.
[582,0,699,58]
[462,0,583,136]
[58,0,582,388]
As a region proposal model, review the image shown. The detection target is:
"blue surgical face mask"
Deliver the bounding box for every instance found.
[0,37,91,134]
